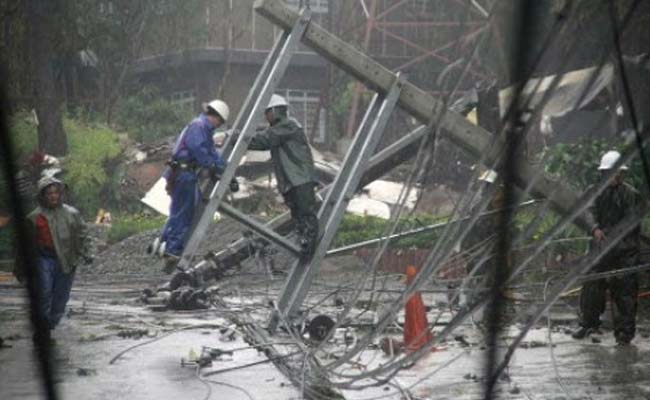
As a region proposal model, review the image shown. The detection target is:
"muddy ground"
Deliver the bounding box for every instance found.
[3,246,650,399]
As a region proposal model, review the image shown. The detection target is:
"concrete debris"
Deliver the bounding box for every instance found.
[0,337,11,349]
[117,329,150,339]
[519,340,555,349]
[346,194,391,219]
[140,286,211,311]
[76,368,97,377]
[306,314,335,342]
[380,337,404,356]
[453,334,471,347]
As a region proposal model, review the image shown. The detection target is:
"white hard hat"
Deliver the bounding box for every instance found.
[267,94,289,110]
[478,169,498,183]
[598,150,628,171]
[203,99,230,122]
[37,176,64,192]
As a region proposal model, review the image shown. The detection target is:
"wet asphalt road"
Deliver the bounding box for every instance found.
[2,273,650,400]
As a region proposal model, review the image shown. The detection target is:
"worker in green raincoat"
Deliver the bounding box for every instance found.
[572,150,643,345]
[15,176,92,342]
[233,94,319,256]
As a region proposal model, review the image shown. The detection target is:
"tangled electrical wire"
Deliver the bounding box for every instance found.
[109,1,650,399]
[270,1,650,396]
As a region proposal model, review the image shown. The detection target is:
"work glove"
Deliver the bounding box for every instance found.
[229,178,239,193]
[226,128,240,139]
[200,166,221,181]
[209,165,222,181]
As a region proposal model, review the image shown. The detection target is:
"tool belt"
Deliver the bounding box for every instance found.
[165,159,198,195]
[167,159,198,171]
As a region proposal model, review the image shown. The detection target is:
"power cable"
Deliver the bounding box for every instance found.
[607,0,650,193]
[109,323,231,365]
[306,0,600,386]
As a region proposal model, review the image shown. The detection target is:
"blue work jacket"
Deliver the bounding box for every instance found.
[171,113,225,173]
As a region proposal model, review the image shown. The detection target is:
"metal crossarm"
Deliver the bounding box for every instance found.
[177,8,312,270]
[269,75,404,332]
[219,202,302,256]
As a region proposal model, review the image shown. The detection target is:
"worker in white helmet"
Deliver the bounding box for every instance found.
[156,99,232,273]
[231,94,319,257]
[573,150,643,345]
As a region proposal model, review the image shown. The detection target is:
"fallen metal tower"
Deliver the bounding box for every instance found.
[175,0,613,334]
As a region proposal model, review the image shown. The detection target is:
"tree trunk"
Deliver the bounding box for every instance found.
[27,0,67,156]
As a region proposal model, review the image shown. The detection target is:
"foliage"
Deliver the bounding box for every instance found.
[7,111,122,215]
[332,209,599,255]
[8,110,39,161]
[330,80,355,123]
[333,214,444,249]
[543,138,650,191]
[113,87,192,143]
[107,213,166,244]
[64,118,122,214]
[141,0,211,54]
[513,210,589,255]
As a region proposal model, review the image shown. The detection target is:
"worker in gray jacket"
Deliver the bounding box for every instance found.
[234,94,319,256]
[15,176,91,342]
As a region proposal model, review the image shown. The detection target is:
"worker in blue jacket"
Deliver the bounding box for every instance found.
[156,99,230,273]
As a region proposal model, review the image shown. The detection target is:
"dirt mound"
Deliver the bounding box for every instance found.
[82,217,262,276]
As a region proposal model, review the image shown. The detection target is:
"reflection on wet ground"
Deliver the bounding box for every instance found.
[2,274,650,399]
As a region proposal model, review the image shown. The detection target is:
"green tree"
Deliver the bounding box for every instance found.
[26,0,68,155]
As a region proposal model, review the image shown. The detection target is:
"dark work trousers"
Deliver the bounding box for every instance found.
[283,183,319,253]
[35,255,75,330]
[579,252,639,341]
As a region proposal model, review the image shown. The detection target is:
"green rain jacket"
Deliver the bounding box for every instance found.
[249,116,317,194]
[25,203,90,274]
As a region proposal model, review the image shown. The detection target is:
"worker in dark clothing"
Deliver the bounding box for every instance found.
[462,170,508,288]
[155,99,230,273]
[232,94,319,256]
[15,176,91,342]
[572,150,643,345]
[464,170,502,276]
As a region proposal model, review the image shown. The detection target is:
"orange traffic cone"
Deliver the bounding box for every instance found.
[404,265,433,352]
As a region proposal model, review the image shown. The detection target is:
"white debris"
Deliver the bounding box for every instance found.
[347,194,391,219]
[134,150,147,162]
[363,180,420,209]
[141,177,170,216]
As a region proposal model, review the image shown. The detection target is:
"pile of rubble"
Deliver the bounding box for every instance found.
[84,217,294,276]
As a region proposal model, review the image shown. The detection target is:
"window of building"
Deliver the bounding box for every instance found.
[277,89,326,144]
[99,1,114,15]
[169,90,196,114]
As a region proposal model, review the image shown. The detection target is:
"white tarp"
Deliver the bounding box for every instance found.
[141,176,417,221]
[363,180,419,210]
[499,64,614,118]
[141,177,170,216]
[347,195,391,219]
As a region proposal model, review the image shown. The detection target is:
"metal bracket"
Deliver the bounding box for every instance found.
[176,8,312,270]
[268,74,404,332]
[219,202,302,256]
